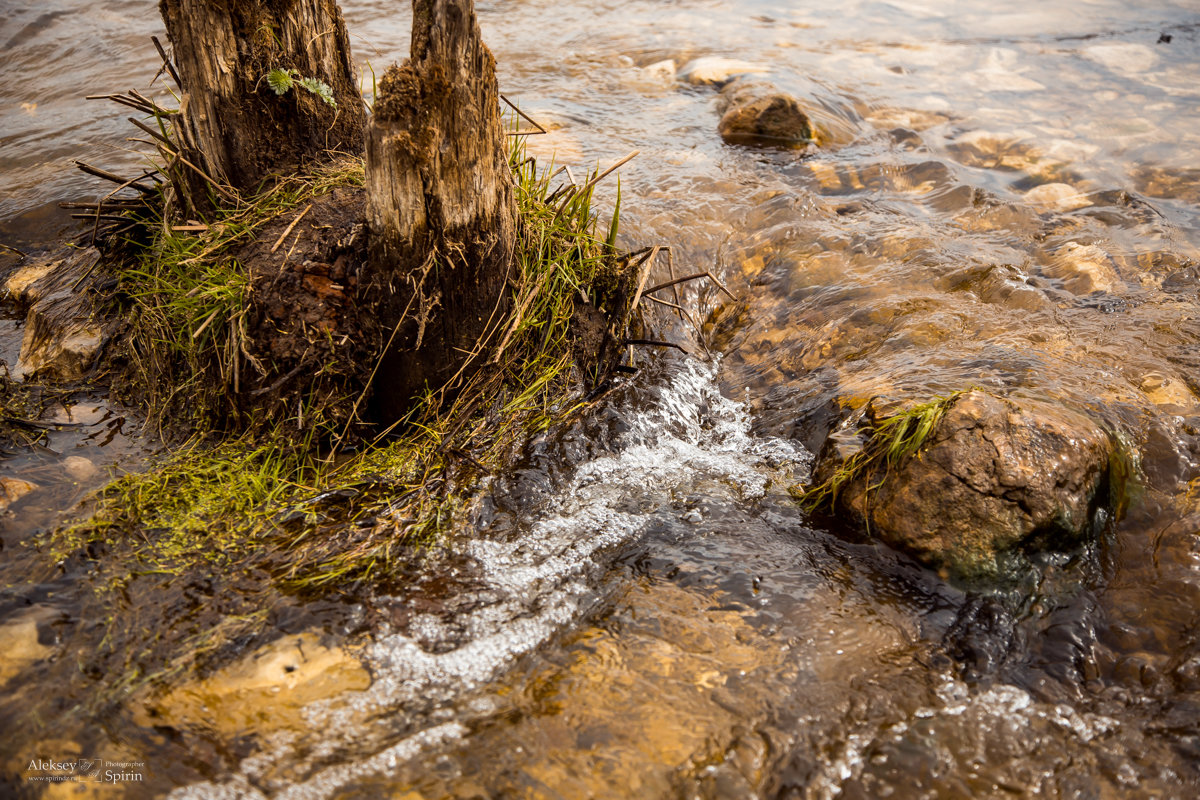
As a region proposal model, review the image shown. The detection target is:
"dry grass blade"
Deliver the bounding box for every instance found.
[628,245,661,315]
[270,204,312,253]
[191,308,220,340]
[553,150,638,221]
[175,155,240,205]
[793,391,965,514]
[491,262,558,364]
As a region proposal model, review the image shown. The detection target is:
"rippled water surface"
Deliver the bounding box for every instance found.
[3,0,1200,797]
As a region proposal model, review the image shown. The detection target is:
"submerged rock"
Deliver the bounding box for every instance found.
[633,58,677,88]
[811,391,1115,581]
[62,455,99,482]
[0,610,54,687]
[1024,182,1091,213]
[2,261,56,301]
[717,79,815,147]
[679,56,769,86]
[0,476,37,512]
[1138,371,1197,409]
[134,631,371,740]
[1042,241,1122,295]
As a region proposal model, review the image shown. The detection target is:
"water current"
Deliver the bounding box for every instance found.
[3,0,1200,797]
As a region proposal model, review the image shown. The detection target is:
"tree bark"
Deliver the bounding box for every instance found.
[364,0,516,419]
[159,0,365,195]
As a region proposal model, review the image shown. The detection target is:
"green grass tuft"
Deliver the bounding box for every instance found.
[113,157,365,435]
[793,391,964,514]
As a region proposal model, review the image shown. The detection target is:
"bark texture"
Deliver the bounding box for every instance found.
[159,0,364,194]
[364,0,516,418]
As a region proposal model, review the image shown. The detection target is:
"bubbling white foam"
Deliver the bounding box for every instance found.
[170,356,810,799]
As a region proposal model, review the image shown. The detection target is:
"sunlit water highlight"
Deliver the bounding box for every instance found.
[3,0,1200,797]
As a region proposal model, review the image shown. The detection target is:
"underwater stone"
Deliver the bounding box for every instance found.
[0,476,37,512]
[3,261,56,302]
[679,57,769,86]
[812,391,1114,582]
[638,58,677,86]
[62,456,99,482]
[134,631,371,740]
[1024,182,1091,213]
[1084,42,1159,74]
[717,79,814,147]
[11,246,108,382]
[1139,372,1197,408]
[0,611,54,687]
[15,318,104,382]
[1043,242,1122,295]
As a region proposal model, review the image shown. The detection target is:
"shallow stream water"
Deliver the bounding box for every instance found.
[4,0,1200,797]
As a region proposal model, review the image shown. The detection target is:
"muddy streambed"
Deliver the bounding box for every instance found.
[4,0,1200,797]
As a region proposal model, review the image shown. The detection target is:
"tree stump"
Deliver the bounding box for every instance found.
[364,0,516,419]
[159,0,365,195]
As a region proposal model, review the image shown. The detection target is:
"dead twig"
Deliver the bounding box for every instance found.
[69,213,132,223]
[643,293,696,324]
[645,270,737,301]
[73,161,157,196]
[665,247,683,321]
[625,338,688,354]
[249,362,306,398]
[0,243,26,260]
[271,204,312,253]
[500,94,548,136]
[58,200,142,210]
[127,116,173,147]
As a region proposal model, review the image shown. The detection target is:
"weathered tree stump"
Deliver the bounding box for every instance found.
[364,0,516,418]
[159,0,365,195]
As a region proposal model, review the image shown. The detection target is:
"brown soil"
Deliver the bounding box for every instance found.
[234,187,378,438]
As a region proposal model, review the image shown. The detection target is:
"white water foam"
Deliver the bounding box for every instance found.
[171,356,810,799]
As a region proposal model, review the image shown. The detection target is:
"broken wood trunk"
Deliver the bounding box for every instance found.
[158,0,365,199]
[364,0,516,420]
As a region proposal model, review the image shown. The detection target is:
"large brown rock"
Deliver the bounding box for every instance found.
[814,391,1115,580]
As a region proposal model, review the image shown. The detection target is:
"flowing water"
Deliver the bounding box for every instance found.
[4,0,1200,797]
